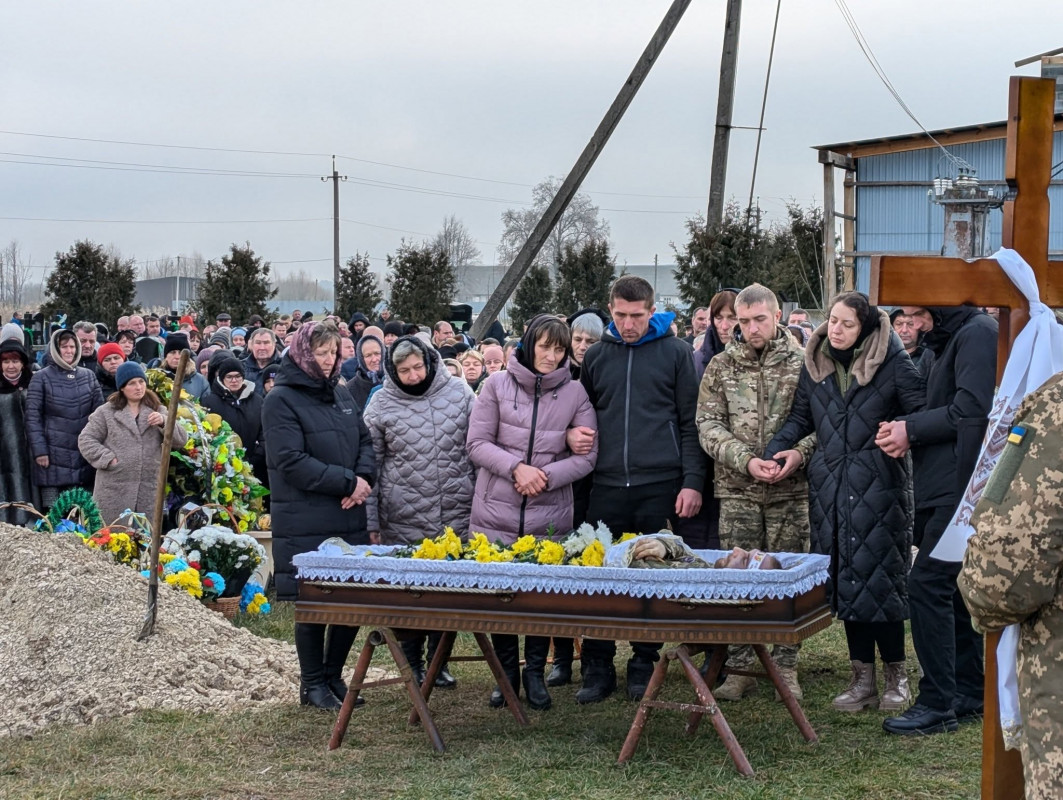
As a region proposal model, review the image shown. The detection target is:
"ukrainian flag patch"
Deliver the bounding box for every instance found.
[1007,425,1027,445]
[983,424,1035,505]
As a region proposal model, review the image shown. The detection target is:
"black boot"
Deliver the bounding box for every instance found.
[522,636,552,711]
[323,625,365,707]
[575,659,617,705]
[488,634,521,708]
[626,655,656,701]
[295,622,342,710]
[546,638,574,687]
[427,631,457,689]
[401,635,427,687]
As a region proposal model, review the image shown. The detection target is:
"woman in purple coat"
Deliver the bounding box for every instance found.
[467,314,598,711]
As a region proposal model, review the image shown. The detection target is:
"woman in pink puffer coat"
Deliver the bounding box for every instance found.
[466,314,598,713]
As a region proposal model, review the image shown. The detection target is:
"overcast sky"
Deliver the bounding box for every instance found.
[1,0,1053,284]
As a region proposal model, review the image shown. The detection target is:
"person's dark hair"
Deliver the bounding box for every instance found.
[829,291,873,328]
[115,329,137,344]
[146,313,160,323]
[709,290,737,320]
[108,386,161,411]
[786,307,810,322]
[518,314,572,372]
[609,274,655,307]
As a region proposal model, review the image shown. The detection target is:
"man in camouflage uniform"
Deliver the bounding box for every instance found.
[697,283,814,701]
[958,372,1063,800]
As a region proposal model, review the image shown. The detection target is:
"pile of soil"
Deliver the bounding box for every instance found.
[0,523,308,738]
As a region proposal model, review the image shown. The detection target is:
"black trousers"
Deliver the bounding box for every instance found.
[844,620,906,663]
[581,480,678,664]
[909,506,984,710]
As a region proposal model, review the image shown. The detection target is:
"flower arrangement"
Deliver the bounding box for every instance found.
[394,523,638,567]
[241,582,271,615]
[162,524,266,598]
[80,527,142,567]
[147,370,268,533]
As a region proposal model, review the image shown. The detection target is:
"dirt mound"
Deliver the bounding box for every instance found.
[0,523,303,738]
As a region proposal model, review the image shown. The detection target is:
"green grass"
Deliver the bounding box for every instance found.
[0,606,980,800]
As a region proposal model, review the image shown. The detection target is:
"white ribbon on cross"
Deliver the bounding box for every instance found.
[930,247,1063,749]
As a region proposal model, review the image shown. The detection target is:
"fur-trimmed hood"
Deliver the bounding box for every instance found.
[804,308,894,387]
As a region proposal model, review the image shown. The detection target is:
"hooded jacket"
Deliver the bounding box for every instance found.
[697,325,813,502]
[262,353,377,600]
[467,351,598,543]
[242,349,282,395]
[363,339,476,545]
[580,312,704,491]
[347,312,370,341]
[693,325,729,380]
[765,311,925,622]
[340,333,385,410]
[25,331,104,488]
[899,307,997,510]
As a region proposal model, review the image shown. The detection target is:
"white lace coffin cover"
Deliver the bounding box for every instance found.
[293,540,830,601]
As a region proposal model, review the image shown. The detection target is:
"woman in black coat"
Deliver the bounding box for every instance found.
[200,354,265,484]
[765,292,924,714]
[25,329,104,510]
[262,320,376,711]
[0,333,40,523]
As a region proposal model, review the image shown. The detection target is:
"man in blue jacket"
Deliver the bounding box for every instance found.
[575,275,706,703]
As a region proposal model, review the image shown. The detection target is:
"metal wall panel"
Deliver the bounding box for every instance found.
[852,131,1062,292]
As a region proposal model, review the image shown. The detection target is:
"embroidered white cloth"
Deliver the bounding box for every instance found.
[929,247,1063,751]
[293,541,830,601]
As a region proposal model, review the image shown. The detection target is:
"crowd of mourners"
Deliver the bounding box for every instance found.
[0,276,998,739]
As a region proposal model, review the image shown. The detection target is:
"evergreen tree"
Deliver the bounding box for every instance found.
[672,202,825,311]
[42,240,138,324]
[553,238,616,315]
[191,242,278,323]
[509,263,554,332]
[334,251,383,323]
[386,239,455,325]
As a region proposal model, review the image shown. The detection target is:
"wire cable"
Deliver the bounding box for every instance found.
[833,0,970,173]
[746,0,783,219]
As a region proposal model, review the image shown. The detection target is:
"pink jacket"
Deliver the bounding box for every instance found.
[467,354,597,544]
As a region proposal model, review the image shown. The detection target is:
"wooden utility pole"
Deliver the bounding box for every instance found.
[470,0,694,340]
[706,0,742,227]
[322,156,347,298]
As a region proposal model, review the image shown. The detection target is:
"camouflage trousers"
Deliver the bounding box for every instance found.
[719,497,811,669]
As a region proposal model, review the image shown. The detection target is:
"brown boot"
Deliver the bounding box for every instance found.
[714,674,757,701]
[832,660,878,712]
[879,661,911,711]
[773,666,804,702]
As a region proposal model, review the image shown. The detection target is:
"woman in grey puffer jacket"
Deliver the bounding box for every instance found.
[363,336,476,690]
[466,314,598,712]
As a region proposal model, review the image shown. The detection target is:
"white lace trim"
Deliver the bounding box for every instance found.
[294,544,830,601]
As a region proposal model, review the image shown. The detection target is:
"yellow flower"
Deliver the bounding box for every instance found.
[160,553,175,564]
[438,528,462,559]
[237,519,249,532]
[618,532,639,543]
[579,540,605,568]
[221,487,234,502]
[184,439,195,452]
[466,532,490,552]
[231,457,244,472]
[535,540,565,565]
[511,535,537,555]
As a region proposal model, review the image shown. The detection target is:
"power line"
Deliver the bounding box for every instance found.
[0,128,704,200]
[0,215,329,224]
[833,0,970,173]
[747,0,783,219]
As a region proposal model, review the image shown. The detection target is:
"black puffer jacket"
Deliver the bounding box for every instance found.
[262,355,376,600]
[900,306,997,511]
[25,332,104,488]
[766,312,925,622]
[0,337,38,523]
[201,378,264,470]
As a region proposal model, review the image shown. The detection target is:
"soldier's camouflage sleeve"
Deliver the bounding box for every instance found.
[959,373,1063,800]
[959,377,1063,633]
[696,357,755,474]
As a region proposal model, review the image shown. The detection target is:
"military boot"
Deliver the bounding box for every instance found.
[832,660,878,712]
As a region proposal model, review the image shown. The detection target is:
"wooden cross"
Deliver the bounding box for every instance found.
[871,76,1058,800]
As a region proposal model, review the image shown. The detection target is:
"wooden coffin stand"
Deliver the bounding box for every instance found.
[297,575,831,775]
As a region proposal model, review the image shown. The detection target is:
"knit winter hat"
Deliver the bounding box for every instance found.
[215,355,246,381]
[164,333,190,356]
[115,361,146,390]
[96,342,125,365]
[1,322,24,344]
[230,327,247,340]
[195,347,218,373]
[383,320,405,338]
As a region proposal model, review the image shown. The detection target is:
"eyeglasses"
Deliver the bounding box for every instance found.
[222,373,244,382]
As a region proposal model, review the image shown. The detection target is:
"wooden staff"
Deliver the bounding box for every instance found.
[138,349,191,641]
